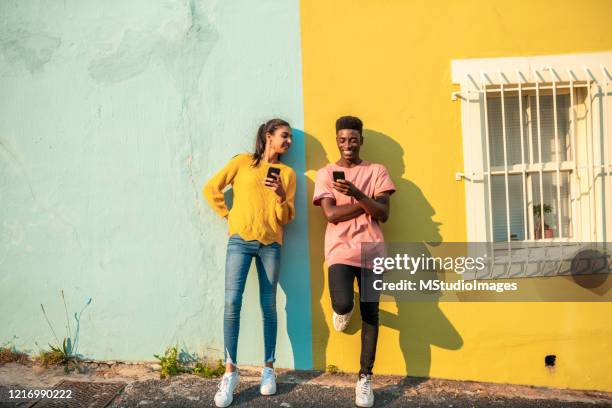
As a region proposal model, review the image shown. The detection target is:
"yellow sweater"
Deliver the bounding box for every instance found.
[203,153,296,245]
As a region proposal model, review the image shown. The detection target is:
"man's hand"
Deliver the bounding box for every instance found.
[332,179,365,200]
[264,174,286,202]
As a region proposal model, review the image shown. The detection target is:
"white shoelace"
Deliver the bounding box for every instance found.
[262,368,275,381]
[359,377,371,395]
[217,376,230,392]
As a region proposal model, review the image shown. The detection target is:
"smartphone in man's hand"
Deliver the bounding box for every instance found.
[333,171,346,182]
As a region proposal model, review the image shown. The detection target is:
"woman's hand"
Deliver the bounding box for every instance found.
[333,179,365,200]
[264,174,286,202]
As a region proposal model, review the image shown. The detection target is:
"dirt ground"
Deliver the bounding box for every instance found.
[1,361,611,407]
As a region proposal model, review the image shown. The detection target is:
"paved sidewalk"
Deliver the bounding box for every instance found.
[111,376,612,408]
[1,362,611,407]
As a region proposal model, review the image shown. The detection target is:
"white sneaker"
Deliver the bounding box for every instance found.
[332,305,354,331]
[260,366,276,395]
[214,371,239,407]
[355,374,374,407]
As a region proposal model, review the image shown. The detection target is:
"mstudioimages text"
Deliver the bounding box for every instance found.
[372,279,519,293]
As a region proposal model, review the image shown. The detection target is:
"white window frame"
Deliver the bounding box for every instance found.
[452,52,612,247]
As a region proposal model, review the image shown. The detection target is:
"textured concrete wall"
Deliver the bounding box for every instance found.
[0,0,311,369]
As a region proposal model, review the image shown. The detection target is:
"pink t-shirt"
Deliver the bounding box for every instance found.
[313,161,396,268]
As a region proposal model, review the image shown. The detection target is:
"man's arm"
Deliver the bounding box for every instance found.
[320,197,365,224]
[332,180,391,223]
[356,193,390,223]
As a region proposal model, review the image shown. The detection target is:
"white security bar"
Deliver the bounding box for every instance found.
[550,67,563,238]
[534,68,546,240]
[516,69,528,242]
[481,72,496,276]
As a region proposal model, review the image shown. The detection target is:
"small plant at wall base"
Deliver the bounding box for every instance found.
[154,346,183,378]
[153,346,225,379]
[37,290,92,374]
[193,359,225,378]
[533,203,554,239]
[37,339,71,369]
[326,364,342,374]
[0,346,29,365]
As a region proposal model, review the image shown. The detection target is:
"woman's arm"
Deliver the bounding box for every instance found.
[320,197,365,224]
[203,155,242,218]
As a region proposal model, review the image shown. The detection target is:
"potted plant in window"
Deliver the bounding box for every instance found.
[533,203,554,239]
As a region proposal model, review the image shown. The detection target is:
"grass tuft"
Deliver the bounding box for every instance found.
[0,347,29,365]
[154,346,225,379]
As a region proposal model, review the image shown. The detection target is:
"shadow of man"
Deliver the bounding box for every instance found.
[360,129,463,381]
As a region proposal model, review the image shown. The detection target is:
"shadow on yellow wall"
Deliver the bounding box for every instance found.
[306,129,463,378]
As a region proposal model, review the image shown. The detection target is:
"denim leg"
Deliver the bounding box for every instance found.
[255,242,281,364]
[224,236,257,366]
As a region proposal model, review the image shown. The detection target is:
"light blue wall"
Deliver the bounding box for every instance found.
[0,0,312,369]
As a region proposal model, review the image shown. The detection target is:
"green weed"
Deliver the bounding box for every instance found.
[326,364,342,374]
[37,290,91,373]
[154,346,225,379]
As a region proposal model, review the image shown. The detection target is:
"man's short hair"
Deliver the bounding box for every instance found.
[336,116,363,135]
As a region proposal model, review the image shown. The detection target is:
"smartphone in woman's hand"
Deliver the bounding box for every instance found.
[267,167,281,181]
[267,167,281,179]
[333,171,346,182]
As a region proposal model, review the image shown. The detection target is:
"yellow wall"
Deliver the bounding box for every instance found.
[301,0,612,391]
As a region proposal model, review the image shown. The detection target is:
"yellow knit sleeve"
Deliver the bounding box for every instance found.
[203,154,246,218]
[275,168,296,225]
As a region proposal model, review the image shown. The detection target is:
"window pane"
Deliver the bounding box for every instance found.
[531,172,571,239]
[491,174,526,241]
[487,96,529,166]
[529,94,571,163]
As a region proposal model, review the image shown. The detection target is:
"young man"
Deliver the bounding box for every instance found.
[313,116,395,407]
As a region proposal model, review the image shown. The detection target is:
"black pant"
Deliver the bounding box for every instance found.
[328,263,379,376]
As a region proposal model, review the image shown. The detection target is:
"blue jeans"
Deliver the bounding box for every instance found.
[224,234,281,366]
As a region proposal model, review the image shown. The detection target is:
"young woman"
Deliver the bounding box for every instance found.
[203,119,296,408]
